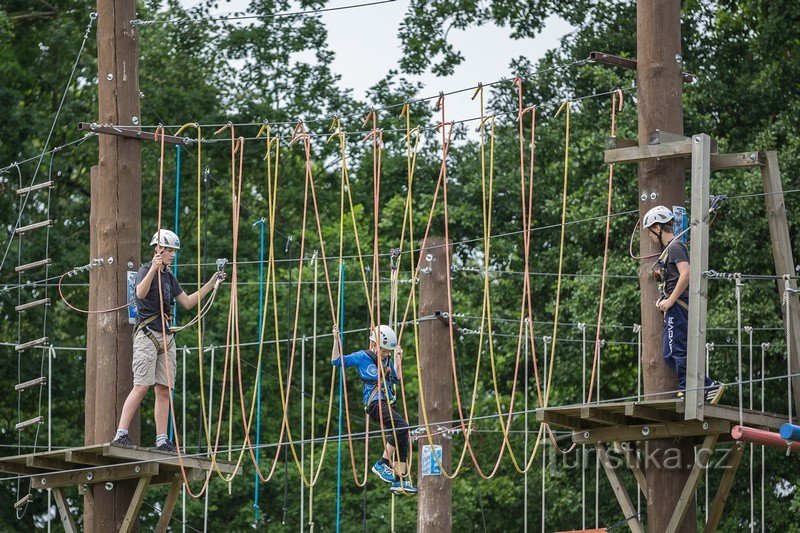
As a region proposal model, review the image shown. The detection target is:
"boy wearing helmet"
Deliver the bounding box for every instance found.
[643,206,724,404]
[112,229,225,451]
[331,324,417,495]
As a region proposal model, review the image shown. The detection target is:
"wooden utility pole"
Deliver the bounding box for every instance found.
[85,0,141,530]
[417,237,453,533]
[636,1,697,531]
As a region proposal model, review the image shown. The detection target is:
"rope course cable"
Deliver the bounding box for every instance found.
[111,58,601,132]
[131,0,399,26]
[3,364,800,487]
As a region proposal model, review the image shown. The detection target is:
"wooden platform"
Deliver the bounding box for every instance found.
[538,401,788,533]
[0,443,240,533]
[536,400,788,445]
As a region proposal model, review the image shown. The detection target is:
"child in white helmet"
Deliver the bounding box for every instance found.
[113,229,225,452]
[643,206,724,404]
[331,324,417,495]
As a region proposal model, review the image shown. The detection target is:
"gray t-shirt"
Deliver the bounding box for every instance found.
[135,263,183,332]
[664,240,690,303]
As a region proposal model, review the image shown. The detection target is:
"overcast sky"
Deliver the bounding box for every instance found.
[177,0,574,124]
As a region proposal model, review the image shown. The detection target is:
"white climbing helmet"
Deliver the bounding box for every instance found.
[642,206,674,229]
[150,229,181,250]
[370,325,398,351]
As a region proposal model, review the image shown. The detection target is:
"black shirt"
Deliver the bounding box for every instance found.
[135,263,183,332]
[664,240,690,303]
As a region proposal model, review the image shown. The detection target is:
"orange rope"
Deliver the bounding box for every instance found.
[585,89,624,403]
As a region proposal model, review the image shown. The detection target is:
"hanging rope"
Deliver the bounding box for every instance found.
[736,275,744,427]
[546,100,571,408]
[785,280,793,425]
[586,89,623,404]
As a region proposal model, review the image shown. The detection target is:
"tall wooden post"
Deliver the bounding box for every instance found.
[417,237,453,533]
[85,0,141,530]
[637,1,697,531]
[761,151,800,415]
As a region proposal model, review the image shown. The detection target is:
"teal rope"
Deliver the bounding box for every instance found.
[168,145,181,442]
[253,219,266,524]
[336,261,345,533]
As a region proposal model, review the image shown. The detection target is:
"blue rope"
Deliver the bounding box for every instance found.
[253,219,266,524]
[168,145,181,442]
[336,261,345,533]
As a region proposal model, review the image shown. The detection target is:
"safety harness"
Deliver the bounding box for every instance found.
[363,351,396,412]
[653,242,689,311]
[134,313,175,355]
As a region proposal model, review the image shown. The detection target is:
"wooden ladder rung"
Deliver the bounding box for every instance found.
[13,494,32,509]
[16,181,53,195]
[15,220,54,235]
[15,259,52,273]
[15,337,49,351]
[15,416,43,430]
[16,377,47,391]
[15,298,51,312]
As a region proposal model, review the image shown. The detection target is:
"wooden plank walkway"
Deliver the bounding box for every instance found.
[536,400,788,445]
[0,442,240,486]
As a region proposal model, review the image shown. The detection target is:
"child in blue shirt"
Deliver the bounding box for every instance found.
[332,325,416,495]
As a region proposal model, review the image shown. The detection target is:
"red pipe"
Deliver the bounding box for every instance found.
[731,425,800,453]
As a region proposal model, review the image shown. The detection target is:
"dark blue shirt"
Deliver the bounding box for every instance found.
[332,349,399,405]
[664,240,690,303]
[135,263,183,332]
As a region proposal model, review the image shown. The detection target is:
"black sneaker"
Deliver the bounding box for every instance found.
[155,440,177,453]
[705,381,725,405]
[112,434,133,447]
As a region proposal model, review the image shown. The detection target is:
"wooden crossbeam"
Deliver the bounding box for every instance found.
[26,456,73,471]
[624,403,679,422]
[536,409,598,430]
[77,122,193,146]
[604,140,692,165]
[52,487,78,533]
[665,434,719,533]
[711,151,762,170]
[588,51,695,83]
[580,407,631,426]
[572,419,729,445]
[32,462,158,489]
[0,460,41,475]
[64,450,116,466]
[119,475,152,533]
[675,403,788,431]
[155,478,183,533]
[595,443,645,533]
[151,468,204,485]
[705,442,745,532]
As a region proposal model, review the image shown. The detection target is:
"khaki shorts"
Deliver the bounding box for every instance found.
[132,329,177,389]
